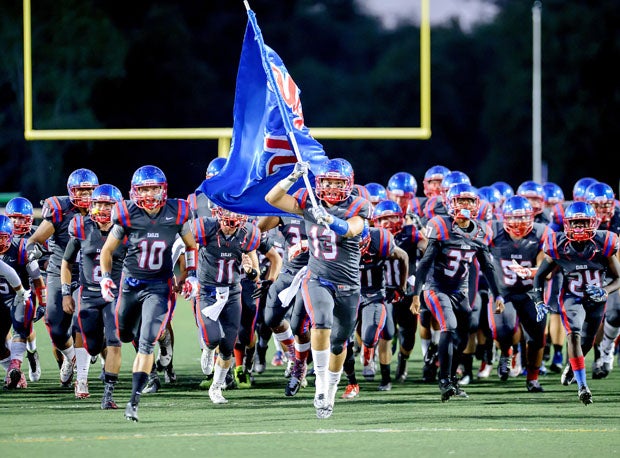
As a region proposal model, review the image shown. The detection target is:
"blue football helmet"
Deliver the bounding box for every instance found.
[441,171,471,199]
[206,157,227,178]
[130,165,168,210]
[585,182,615,224]
[5,197,34,236]
[67,168,99,208]
[423,165,451,198]
[0,215,14,254]
[90,184,123,224]
[502,196,534,238]
[492,181,514,203]
[359,220,371,255]
[542,182,564,206]
[315,158,354,204]
[572,177,597,202]
[387,172,417,214]
[477,186,502,208]
[365,182,387,204]
[372,199,404,234]
[563,201,597,242]
[447,183,479,220]
[517,181,545,215]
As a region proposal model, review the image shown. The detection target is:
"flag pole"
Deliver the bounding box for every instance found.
[243,1,324,212]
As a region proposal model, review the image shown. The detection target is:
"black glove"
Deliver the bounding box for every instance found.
[251,280,273,300]
[34,305,46,322]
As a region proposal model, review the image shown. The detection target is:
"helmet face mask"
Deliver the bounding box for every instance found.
[447,184,478,221]
[372,200,404,234]
[130,166,167,211]
[315,159,353,205]
[563,202,598,242]
[90,184,123,224]
[502,196,534,238]
[586,183,615,224]
[5,197,34,235]
[0,216,14,254]
[67,169,99,209]
[216,207,247,230]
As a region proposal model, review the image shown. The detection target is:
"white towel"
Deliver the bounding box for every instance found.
[201,286,230,321]
[278,266,308,308]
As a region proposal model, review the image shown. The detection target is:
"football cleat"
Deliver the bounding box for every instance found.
[124,402,139,422]
[422,343,439,383]
[498,356,510,381]
[362,360,376,381]
[451,377,469,399]
[314,393,333,419]
[141,372,161,394]
[394,352,408,383]
[550,350,563,373]
[26,350,41,382]
[158,331,173,369]
[578,386,593,405]
[164,365,177,384]
[101,385,118,410]
[510,352,522,377]
[284,359,307,397]
[253,349,266,374]
[60,356,76,387]
[233,366,252,389]
[284,359,294,378]
[526,380,544,393]
[477,361,492,379]
[6,366,26,390]
[561,364,575,386]
[459,373,472,386]
[377,382,392,392]
[74,379,90,399]
[201,347,215,376]
[341,383,360,399]
[271,350,285,367]
[439,379,456,402]
[208,382,228,404]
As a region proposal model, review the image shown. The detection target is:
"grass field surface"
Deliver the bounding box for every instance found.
[1,299,618,457]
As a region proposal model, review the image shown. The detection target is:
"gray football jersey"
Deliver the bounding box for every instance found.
[66,215,127,288]
[40,195,81,277]
[193,217,261,286]
[294,188,372,286]
[489,221,550,295]
[278,216,309,271]
[112,199,191,281]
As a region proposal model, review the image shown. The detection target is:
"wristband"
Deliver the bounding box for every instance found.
[328,217,349,236]
[278,177,296,191]
[186,269,196,278]
[61,283,72,297]
[246,268,258,281]
[185,248,197,270]
[102,272,112,279]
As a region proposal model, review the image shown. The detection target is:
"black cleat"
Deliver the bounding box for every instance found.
[578,386,593,406]
[526,380,544,393]
[439,379,456,402]
[124,402,139,422]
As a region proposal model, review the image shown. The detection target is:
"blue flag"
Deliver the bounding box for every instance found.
[197,8,327,216]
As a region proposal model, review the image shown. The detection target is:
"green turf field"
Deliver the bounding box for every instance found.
[1,300,618,457]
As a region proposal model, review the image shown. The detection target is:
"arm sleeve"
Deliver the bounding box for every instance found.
[110,224,126,240]
[0,259,23,289]
[476,246,501,298]
[532,258,556,302]
[413,239,440,295]
[62,237,81,263]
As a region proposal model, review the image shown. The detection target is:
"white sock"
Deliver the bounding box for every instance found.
[60,345,75,362]
[601,322,620,354]
[295,341,311,353]
[311,349,330,394]
[431,329,440,344]
[420,338,431,358]
[75,347,90,382]
[326,369,342,403]
[213,362,228,386]
[275,328,294,343]
[10,341,27,362]
[197,330,206,350]
[27,338,37,353]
